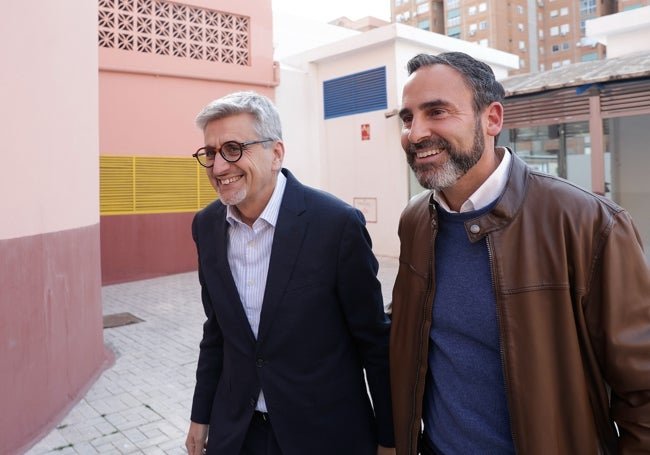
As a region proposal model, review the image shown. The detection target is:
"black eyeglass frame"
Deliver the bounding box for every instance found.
[192,138,275,167]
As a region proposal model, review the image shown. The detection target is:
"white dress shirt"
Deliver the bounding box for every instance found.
[433,147,512,213]
[225,172,287,413]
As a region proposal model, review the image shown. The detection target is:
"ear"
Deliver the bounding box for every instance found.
[485,102,504,138]
[271,140,285,171]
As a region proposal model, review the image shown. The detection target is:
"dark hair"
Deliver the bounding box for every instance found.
[406,52,505,115]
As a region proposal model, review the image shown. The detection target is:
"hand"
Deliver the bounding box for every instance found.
[377,445,396,455]
[186,421,208,455]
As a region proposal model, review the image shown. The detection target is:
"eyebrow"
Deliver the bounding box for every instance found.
[399,99,453,119]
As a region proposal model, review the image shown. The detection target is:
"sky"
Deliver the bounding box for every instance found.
[271,0,391,23]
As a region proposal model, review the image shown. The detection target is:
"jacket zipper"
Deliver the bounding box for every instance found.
[408,211,437,454]
[487,235,519,452]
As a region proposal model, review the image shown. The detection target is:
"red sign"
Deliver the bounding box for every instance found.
[361,124,370,141]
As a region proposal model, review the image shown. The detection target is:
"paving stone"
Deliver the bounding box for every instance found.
[24,259,398,454]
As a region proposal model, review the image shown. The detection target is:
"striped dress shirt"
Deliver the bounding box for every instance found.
[225,172,287,413]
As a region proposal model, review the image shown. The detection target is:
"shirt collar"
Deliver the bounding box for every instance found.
[226,171,287,228]
[434,147,511,213]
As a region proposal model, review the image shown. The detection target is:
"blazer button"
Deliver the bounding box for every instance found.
[256,358,264,367]
[470,224,481,234]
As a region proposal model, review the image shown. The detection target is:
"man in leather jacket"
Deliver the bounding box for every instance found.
[390,52,650,454]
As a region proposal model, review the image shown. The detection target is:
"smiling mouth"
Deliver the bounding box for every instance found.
[219,176,242,185]
[416,148,444,159]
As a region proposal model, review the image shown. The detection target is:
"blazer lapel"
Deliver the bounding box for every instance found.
[257,170,308,342]
[201,203,256,343]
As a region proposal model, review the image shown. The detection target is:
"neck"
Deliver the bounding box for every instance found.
[441,147,503,212]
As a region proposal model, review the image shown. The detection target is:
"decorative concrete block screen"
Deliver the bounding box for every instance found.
[98,0,250,65]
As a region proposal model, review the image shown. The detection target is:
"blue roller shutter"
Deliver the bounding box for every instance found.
[323,66,387,119]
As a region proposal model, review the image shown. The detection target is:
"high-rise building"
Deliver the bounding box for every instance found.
[391,0,649,74]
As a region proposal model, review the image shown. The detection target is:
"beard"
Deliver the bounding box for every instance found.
[406,118,485,190]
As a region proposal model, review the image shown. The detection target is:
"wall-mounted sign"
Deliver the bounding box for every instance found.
[361,123,370,141]
[353,197,377,223]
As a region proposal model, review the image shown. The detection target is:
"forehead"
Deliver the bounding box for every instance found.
[401,64,472,109]
[204,113,255,138]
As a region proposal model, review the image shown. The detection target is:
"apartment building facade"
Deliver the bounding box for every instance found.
[392,0,649,74]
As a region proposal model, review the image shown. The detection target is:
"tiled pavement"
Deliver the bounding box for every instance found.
[24,256,399,455]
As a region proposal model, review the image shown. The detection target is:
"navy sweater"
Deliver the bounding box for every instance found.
[423,204,515,454]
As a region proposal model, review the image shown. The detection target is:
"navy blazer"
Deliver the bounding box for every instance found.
[190,169,394,454]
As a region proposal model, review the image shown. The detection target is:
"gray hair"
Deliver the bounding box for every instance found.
[195,91,282,142]
[406,52,505,115]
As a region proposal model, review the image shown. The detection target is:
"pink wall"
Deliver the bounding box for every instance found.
[0,227,111,454]
[0,1,109,452]
[101,212,198,284]
[98,0,277,284]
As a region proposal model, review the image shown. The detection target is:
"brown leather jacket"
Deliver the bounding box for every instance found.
[389,151,650,454]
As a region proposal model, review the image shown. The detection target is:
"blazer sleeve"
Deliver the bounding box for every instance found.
[336,207,395,447]
[190,215,224,424]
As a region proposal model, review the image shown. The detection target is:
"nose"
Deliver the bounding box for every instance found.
[406,116,431,145]
[210,152,231,174]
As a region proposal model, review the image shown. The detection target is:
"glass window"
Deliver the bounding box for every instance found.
[560,23,570,34]
[417,3,430,14]
[552,44,559,52]
[560,7,569,15]
[418,19,430,29]
[479,2,487,12]
[550,26,559,36]
[469,6,477,15]
[581,52,598,62]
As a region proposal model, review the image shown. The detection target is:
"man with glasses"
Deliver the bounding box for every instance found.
[185,91,395,455]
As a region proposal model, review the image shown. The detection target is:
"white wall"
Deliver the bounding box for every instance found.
[586,6,650,57]
[275,24,518,257]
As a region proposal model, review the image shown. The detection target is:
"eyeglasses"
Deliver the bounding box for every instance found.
[192,138,274,167]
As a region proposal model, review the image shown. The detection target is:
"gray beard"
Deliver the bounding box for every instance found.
[408,120,485,190]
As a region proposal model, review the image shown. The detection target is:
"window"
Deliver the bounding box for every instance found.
[418,19,430,29]
[396,12,410,22]
[479,38,488,46]
[519,41,526,50]
[560,23,570,35]
[560,7,569,15]
[323,67,387,119]
[478,2,487,12]
[447,9,460,27]
[417,3,430,14]
[581,52,598,62]
[479,21,487,30]
[518,5,524,14]
[469,6,477,15]
[448,26,461,38]
[520,58,526,68]
[539,30,544,39]
[518,23,525,32]
[580,0,597,16]
[447,0,460,8]
[550,26,559,36]
[550,9,559,17]
[562,42,570,50]
[552,44,559,52]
